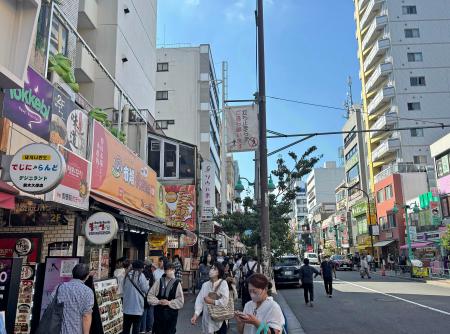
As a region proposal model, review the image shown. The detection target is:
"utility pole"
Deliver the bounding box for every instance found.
[257,0,270,276]
[220,61,229,215]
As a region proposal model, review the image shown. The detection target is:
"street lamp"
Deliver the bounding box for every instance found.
[392,202,419,260]
[339,185,375,259]
[234,175,276,195]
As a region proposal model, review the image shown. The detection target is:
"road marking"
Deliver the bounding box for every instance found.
[336,279,450,316]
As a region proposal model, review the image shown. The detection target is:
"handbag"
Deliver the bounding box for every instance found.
[126,273,150,308]
[206,280,235,322]
[36,284,64,334]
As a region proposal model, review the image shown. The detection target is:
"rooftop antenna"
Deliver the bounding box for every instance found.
[343,75,353,119]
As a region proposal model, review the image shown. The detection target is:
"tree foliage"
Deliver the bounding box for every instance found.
[442,225,450,251]
[218,146,321,260]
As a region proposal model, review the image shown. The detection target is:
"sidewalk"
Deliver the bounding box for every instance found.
[371,269,450,288]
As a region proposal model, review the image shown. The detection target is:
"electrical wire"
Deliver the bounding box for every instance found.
[266,95,346,111]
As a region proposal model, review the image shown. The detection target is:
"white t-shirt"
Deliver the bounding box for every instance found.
[242,297,285,334]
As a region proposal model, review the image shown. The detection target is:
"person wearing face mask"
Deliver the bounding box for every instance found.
[148,262,184,334]
[191,263,229,334]
[235,273,285,334]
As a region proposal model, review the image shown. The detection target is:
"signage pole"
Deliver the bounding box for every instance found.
[257,0,270,277]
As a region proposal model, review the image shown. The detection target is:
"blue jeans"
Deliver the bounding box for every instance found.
[140,305,154,332]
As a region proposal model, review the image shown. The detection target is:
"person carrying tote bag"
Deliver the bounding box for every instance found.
[36,284,64,334]
[191,263,230,334]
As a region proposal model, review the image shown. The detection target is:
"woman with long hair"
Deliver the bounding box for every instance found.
[198,253,215,289]
[191,262,229,334]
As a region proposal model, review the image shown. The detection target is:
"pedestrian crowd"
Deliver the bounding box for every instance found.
[39,253,287,334]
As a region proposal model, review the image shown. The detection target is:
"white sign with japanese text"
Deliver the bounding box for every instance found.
[226,105,259,152]
[201,161,215,220]
[9,143,66,194]
[85,212,118,245]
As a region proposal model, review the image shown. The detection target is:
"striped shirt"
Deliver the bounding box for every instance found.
[51,279,94,334]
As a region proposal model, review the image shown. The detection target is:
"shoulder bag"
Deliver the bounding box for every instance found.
[36,284,64,334]
[207,279,235,322]
[126,273,150,308]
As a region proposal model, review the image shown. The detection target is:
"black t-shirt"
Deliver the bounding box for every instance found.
[321,261,334,280]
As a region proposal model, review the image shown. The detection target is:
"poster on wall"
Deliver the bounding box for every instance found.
[2,67,53,140]
[50,87,89,158]
[225,104,259,152]
[45,146,90,210]
[90,121,157,216]
[0,259,13,312]
[0,234,42,263]
[14,264,38,334]
[89,248,110,281]
[155,182,166,221]
[40,257,80,319]
[164,185,196,231]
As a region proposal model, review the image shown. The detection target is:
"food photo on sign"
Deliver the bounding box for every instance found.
[0,234,42,264]
[164,185,196,230]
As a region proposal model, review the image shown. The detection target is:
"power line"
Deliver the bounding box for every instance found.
[266,95,346,111]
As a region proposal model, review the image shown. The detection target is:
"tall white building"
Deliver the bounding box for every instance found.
[354,0,450,190]
[154,45,222,207]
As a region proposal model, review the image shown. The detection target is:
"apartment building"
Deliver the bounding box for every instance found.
[354,0,450,254]
[154,45,222,209]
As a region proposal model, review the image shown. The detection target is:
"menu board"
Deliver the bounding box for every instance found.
[89,248,110,280]
[14,264,37,334]
[94,279,123,334]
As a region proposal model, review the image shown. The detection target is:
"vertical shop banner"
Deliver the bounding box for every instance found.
[45,146,90,210]
[40,257,80,319]
[50,87,89,158]
[155,182,166,221]
[3,67,53,140]
[0,259,13,312]
[226,105,259,152]
[164,185,196,231]
[91,121,157,216]
[201,161,215,220]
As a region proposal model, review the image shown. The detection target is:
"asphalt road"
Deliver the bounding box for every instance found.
[279,270,450,334]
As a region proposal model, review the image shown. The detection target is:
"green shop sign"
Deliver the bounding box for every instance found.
[351,200,376,217]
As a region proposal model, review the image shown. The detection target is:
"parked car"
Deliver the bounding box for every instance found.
[330,254,353,271]
[304,252,320,265]
[273,256,301,286]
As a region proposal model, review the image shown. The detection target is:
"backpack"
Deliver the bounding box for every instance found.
[244,262,259,286]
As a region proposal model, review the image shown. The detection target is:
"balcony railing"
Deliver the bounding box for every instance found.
[374,163,428,184]
[359,0,370,12]
[363,38,390,72]
[362,15,388,51]
[360,0,384,29]
[369,110,397,137]
[367,85,395,115]
[372,137,400,161]
[366,61,392,93]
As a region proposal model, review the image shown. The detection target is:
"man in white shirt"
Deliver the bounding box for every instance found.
[153,256,166,282]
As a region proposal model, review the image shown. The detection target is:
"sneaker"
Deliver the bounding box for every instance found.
[305,301,309,305]
[328,295,332,298]
[310,302,314,307]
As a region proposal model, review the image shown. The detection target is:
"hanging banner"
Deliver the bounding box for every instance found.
[91,121,157,216]
[3,67,53,140]
[164,185,196,231]
[50,87,89,158]
[9,143,66,194]
[201,161,215,221]
[226,104,259,152]
[45,146,90,210]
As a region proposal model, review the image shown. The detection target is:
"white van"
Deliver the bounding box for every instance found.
[304,252,319,265]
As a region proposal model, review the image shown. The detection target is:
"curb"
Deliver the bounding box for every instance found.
[275,292,306,334]
[370,271,425,283]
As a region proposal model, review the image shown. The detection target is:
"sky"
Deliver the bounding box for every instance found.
[157,0,362,186]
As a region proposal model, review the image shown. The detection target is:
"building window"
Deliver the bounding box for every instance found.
[344,126,356,148]
[50,17,69,57]
[387,213,397,228]
[164,142,177,177]
[410,76,426,86]
[407,102,421,111]
[148,137,161,177]
[441,196,450,218]
[379,216,387,230]
[410,128,424,137]
[157,62,169,72]
[345,145,358,161]
[377,189,384,203]
[346,163,359,183]
[405,28,420,38]
[385,185,393,200]
[407,52,423,62]
[402,5,417,15]
[179,145,195,178]
[156,91,168,100]
[413,155,427,164]
[436,153,450,177]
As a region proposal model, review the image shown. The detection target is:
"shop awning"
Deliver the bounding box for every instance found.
[400,241,433,249]
[0,181,18,209]
[121,211,172,234]
[90,193,171,234]
[0,180,19,194]
[373,240,395,247]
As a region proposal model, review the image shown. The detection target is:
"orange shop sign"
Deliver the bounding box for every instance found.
[90,121,157,216]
